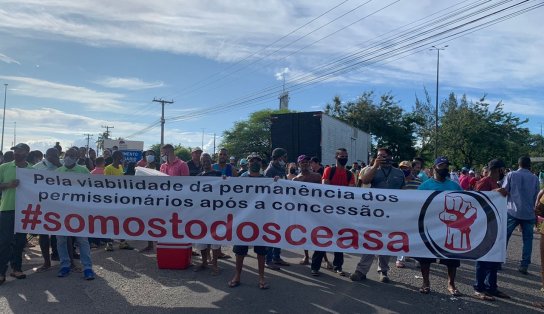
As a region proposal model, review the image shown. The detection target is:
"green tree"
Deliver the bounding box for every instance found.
[436,93,529,168]
[221,108,292,162]
[325,92,419,161]
[149,144,191,161]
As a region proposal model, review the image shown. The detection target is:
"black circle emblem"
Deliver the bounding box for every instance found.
[418,191,499,259]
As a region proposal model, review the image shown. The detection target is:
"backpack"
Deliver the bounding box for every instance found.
[328,166,352,185]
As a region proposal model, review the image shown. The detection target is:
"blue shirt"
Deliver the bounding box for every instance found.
[417,178,462,191]
[502,168,540,220]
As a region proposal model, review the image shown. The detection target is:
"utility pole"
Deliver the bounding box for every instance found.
[201,128,205,148]
[213,133,216,157]
[102,125,114,138]
[84,133,93,157]
[430,45,448,158]
[13,121,16,146]
[153,98,174,149]
[1,84,7,151]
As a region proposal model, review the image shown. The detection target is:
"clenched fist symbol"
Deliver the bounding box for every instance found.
[439,195,477,251]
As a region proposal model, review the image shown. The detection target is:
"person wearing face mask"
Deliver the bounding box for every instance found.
[350,148,405,283]
[55,147,95,281]
[263,147,290,270]
[33,148,63,272]
[229,153,270,290]
[144,150,159,171]
[0,143,34,285]
[311,148,355,277]
[416,156,462,296]
[472,159,509,301]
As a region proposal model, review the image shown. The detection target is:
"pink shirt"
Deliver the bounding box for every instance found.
[91,167,105,175]
[160,158,189,176]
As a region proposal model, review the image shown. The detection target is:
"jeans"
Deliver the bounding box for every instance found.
[266,247,282,264]
[506,215,535,268]
[56,236,93,270]
[311,251,343,271]
[474,261,500,292]
[0,211,27,275]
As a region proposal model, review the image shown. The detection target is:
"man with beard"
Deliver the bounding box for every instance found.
[187,147,203,176]
[0,143,33,285]
[350,147,404,283]
[213,148,237,177]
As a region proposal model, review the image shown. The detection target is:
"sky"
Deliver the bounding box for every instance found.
[0,0,543,156]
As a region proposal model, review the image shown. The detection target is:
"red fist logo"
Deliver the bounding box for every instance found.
[439,195,477,251]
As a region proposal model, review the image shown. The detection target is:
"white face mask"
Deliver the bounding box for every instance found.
[161,155,168,162]
[146,155,155,163]
[63,157,76,167]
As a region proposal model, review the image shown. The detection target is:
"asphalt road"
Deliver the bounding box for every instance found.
[1,230,544,313]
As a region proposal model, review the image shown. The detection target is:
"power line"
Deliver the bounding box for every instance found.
[129,0,542,136]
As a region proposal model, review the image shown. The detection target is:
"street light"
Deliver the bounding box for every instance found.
[430,45,447,158]
[1,84,7,152]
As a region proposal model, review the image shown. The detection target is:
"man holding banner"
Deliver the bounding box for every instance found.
[0,143,33,285]
[351,147,405,283]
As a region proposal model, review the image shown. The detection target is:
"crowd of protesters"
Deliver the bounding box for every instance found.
[0,142,543,302]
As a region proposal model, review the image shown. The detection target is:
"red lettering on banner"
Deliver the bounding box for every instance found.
[124,217,145,236]
[169,212,184,239]
[262,222,281,243]
[210,214,233,241]
[237,222,259,242]
[285,225,306,245]
[337,228,358,249]
[147,218,167,237]
[186,220,207,239]
[363,230,383,250]
[387,232,409,252]
[65,214,85,233]
[311,226,333,247]
[44,212,61,231]
[88,215,120,235]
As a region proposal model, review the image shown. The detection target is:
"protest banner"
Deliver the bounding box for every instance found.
[15,168,507,261]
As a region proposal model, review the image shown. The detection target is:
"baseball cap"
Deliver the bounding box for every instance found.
[239,158,248,166]
[230,156,235,160]
[434,156,450,166]
[191,147,203,153]
[488,159,505,170]
[247,152,262,161]
[468,170,475,174]
[297,154,310,163]
[11,143,30,152]
[272,148,287,159]
[399,160,412,168]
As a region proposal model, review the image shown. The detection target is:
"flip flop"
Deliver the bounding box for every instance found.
[10,272,26,279]
[474,291,495,301]
[210,267,221,276]
[259,282,270,290]
[228,280,241,288]
[419,287,430,294]
[448,288,462,296]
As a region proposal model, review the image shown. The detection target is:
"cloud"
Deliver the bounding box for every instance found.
[0,75,136,113]
[0,53,20,64]
[275,67,290,81]
[93,77,164,90]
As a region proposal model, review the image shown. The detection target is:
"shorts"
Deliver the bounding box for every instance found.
[193,243,221,251]
[415,257,460,268]
[232,245,267,256]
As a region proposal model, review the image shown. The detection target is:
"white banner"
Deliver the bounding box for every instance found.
[15,169,507,261]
